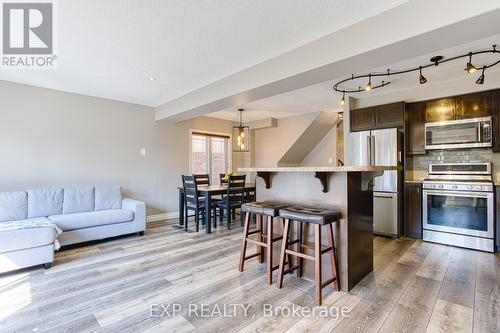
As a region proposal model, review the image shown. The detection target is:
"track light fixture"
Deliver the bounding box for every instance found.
[365,75,372,91]
[340,91,345,105]
[419,66,427,84]
[476,66,485,85]
[465,52,477,73]
[334,45,499,105]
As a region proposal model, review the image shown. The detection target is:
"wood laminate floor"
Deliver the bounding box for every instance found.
[0,219,498,333]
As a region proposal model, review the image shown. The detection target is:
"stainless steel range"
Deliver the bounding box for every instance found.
[422,163,494,252]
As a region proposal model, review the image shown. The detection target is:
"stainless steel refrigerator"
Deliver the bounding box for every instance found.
[350,128,403,236]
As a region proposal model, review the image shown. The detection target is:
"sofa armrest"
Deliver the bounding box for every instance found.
[122,198,146,232]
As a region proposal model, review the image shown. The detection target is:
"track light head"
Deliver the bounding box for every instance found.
[465,53,477,73]
[466,62,477,73]
[365,75,372,91]
[476,67,485,84]
[340,92,345,105]
[419,67,427,84]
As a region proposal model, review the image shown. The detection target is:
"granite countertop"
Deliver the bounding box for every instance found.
[238,166,401,172]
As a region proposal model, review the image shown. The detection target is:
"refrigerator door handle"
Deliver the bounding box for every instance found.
[366,135,371,165]
[370,135,376,165]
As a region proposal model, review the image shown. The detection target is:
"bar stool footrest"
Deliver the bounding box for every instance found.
[283,265,301,274]
[246,238,267,247]
[244,253,261,261]
[321,276,338,289]
[285,249,315,261]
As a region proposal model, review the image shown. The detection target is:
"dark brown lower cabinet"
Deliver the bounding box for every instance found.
[404,182,422,239]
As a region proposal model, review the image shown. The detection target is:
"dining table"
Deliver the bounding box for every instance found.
[177,183,256,234]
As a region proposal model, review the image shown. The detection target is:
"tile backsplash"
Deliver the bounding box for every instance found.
[407,148,500,183]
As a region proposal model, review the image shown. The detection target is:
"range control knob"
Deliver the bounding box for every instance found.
[475,186,482,191]
[468,185,473,190]
[438,184,444,189]
[452,185,458,190]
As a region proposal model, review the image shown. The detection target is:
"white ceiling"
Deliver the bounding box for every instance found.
[209,34,500,122]
[0,0,409,107]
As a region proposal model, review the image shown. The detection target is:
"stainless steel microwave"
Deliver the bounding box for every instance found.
[425,116,492,150]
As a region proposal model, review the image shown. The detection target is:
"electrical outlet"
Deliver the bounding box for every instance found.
[140,148,146,156]
[328,157,333,164]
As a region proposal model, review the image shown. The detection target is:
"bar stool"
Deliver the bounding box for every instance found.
[277,206,341,305]
[239,202,295,284]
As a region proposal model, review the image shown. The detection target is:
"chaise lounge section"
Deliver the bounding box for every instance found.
[0,186,146,274]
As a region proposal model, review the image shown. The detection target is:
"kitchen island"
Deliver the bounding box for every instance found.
[238,166,401,291]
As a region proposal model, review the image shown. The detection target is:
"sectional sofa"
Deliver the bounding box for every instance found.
[0,186,146,273]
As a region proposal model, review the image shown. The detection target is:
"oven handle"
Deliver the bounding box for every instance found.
[478,122,483,142]
[423,189,493,198]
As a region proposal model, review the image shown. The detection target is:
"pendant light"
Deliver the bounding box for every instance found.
[232,108,250,152]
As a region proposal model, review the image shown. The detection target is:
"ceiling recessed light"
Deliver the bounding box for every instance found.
[149,77,156,81]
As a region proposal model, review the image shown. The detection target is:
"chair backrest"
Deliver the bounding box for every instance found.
[220,173,228,185]
[193,174,210,186]
[226,174,246,203]
[182,175,199,206]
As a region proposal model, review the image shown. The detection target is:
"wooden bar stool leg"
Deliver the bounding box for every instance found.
[277,219,290,289]
[314,224,322,305]
[297,222,304,278]
[267,216,273,284]
[257,214,264,264]
[279,219,293,273]
[239,212,251,272]
[327,223,340,291]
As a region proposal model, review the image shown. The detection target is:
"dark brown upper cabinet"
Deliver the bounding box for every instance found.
[425,98,455,123]
[376,102,405,128]
[350,107,375,132]
[406,102,426,155]
[425,92,492,123]
[350,102,404,132]
[492,89,500,152]
[455,91,492,119]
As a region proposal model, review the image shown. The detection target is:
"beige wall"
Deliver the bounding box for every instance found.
[254,112,337,167]
[0,81,243,215]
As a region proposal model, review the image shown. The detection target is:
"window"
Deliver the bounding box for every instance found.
[190,132,230,183]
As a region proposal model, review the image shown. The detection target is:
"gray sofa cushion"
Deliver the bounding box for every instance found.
[95,186,122,211]
[27,188,63,218]
[0,217,57,252]
[0,191,28,222]
[63,186,95,214]
[48,209,134,231]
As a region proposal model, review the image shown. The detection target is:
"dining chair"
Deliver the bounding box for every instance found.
[194,174,210,186]
[216,174,246,230]
[219,173,228,185]
[182,175,217,232]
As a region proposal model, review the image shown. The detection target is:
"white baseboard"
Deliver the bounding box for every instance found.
[147,212,179,223]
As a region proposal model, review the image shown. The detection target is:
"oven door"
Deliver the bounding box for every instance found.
[423,189,494,238]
